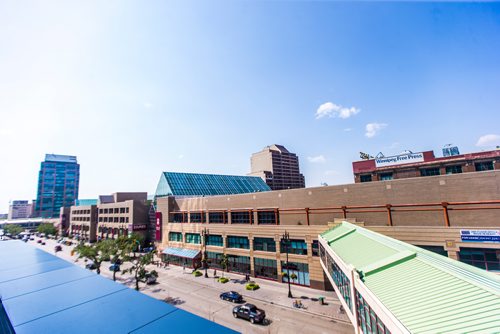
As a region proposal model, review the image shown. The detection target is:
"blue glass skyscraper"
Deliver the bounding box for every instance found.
[35,154,80,218]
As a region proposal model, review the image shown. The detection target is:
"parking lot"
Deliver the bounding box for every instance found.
[29,237,353,334]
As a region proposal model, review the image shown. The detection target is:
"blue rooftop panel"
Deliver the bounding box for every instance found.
[0,259,71,284]
[14,288,178,334]
[4,275,127,327]
[155,172,271,197]
[131,308,238,334]
[0,266,93,300]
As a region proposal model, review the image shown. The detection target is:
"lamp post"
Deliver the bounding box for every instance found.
[202,228,210,278]
[282,230,293,298]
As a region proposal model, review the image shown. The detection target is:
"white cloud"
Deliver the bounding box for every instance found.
[365,123,388,138]
[315,102,360,119]
[307,155,326,163]
[476,134,500,147]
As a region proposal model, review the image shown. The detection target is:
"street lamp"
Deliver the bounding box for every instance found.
[282,230,293,298]
[202,228,210,278]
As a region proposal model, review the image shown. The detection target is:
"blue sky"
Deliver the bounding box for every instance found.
[1,1,500,212]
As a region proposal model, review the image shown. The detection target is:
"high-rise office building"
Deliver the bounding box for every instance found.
[35,154,80,218]
[249,144,305,190]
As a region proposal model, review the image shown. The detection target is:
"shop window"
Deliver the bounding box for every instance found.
[169,232,182,242]
[281,261,310,286]
[227,255,251,274]
[280,239,307,255]
[206,235,223,247]
[379,173,393,181]
[459,247,500,272]
[254,258,277,280]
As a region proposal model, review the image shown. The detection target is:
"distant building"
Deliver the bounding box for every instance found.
[8,200,33,220]
[154,172,271,198]
[249,144,305,190]
[0,213,7,220]
[35,154,80,218]
[352,148,500,183]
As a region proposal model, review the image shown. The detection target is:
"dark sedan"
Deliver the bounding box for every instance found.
[232,303,266,324]
[220,291,243,303]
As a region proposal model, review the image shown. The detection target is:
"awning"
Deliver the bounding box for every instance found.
[162,247,200,259]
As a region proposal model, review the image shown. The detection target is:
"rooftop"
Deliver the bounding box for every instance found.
[321,222,500,333]
[155,172,271,198]
[44,154,78,164]
[0,240,237,334]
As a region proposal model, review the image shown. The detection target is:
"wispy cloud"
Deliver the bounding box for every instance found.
[307,155,326,163]
[365,123,388,138]
[315,102,360,119]
[476,134,500,147]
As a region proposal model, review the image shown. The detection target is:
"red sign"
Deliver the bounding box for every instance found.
[155,212,162,241]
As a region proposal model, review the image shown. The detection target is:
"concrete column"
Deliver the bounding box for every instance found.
[249,234,255,276]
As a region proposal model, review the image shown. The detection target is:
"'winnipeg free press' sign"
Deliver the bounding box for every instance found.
[375,152,425,168]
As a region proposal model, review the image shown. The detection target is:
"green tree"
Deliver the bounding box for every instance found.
[108,236,135,281]
[37,223,57,236]
[220,254,229,278]
[122,251,156,291]
[3,224,23,236]
[74,240,114,275]
[129,232,145,257]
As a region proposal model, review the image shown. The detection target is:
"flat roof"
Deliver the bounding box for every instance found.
[321,222,500,333]
[0,240,238,334]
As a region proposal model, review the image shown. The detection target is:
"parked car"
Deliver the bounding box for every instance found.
[109,264,120,272]
[54,245,62,252]
[220,291,243,303]
[37,239,42,244]
[233,303,266,324]
[41,242,46,245]
[86,262,97,270]
[143,247,155,253]
[29,237,35,241]
[145,273,157,284]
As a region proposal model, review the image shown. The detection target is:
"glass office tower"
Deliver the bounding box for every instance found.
[35,154,80,218]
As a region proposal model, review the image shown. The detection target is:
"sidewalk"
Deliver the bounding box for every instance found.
[147,263,350,323]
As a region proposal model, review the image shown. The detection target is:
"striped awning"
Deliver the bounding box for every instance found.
[162,247,200,259]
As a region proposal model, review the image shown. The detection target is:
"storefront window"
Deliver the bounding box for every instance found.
[459,247,500,271]
[169,232,182,242]
[206,235,223,247]
[281,261,310,286]
[254,258,277,280]
[227,255,251,274]
[206,251,223,269]
[227,236,250,249]
[185,233,201,244]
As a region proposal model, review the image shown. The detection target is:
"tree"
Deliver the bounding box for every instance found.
[74,240,114,275]
[122,251,156,291]
[3,224,23,236]
[129,232,145,257]
[220,254,229,278]
[108,236,135,281]
[37,223,57,236]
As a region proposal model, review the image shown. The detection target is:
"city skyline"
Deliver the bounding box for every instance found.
[1,1,500,213]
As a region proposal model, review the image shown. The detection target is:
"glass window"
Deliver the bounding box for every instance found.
[280,239,307,255]
[445,165,462,174]
[360,174,372,183]
[379,173,393,181]
[420,167,440,177]
[206,251,223,269]
[254,237,276,252]
[254,258,277,280]
[416,245,448,257]
[172,213,185,223]
[475,161,494,171]
[208,211,227,224]
[190,212,205,223]
[185,233,201,244]
[355,291,391,334]
[206,235,223,247]
[227,236,250,249]
[227,255,251,274]
[459,247,500,272]
[312,240,319,256]
[169,232,182,242]
[281,261,310,286]
[257,210,279,225]
[231,211,253,224]
[323,250,352,310]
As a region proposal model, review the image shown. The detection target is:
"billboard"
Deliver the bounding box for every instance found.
[375,152,425,168]
[155,212,162,241]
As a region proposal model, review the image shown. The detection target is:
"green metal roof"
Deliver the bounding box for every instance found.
[321,222,500,333]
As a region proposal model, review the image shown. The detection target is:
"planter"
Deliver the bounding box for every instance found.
[218,277,229,283]
[245,282,260,291]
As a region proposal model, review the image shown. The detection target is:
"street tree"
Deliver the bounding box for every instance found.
[3,224,23,236]
[74,241,114,275]
[37,223,57,236]
[220,254,229,278]
[108,236,135,281]
[122,251,157,291]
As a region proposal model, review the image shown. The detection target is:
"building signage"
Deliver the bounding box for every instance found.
[155,212,162,241]
[460,230,500,243]
[375,152,425,168]
[132,224,148,231]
